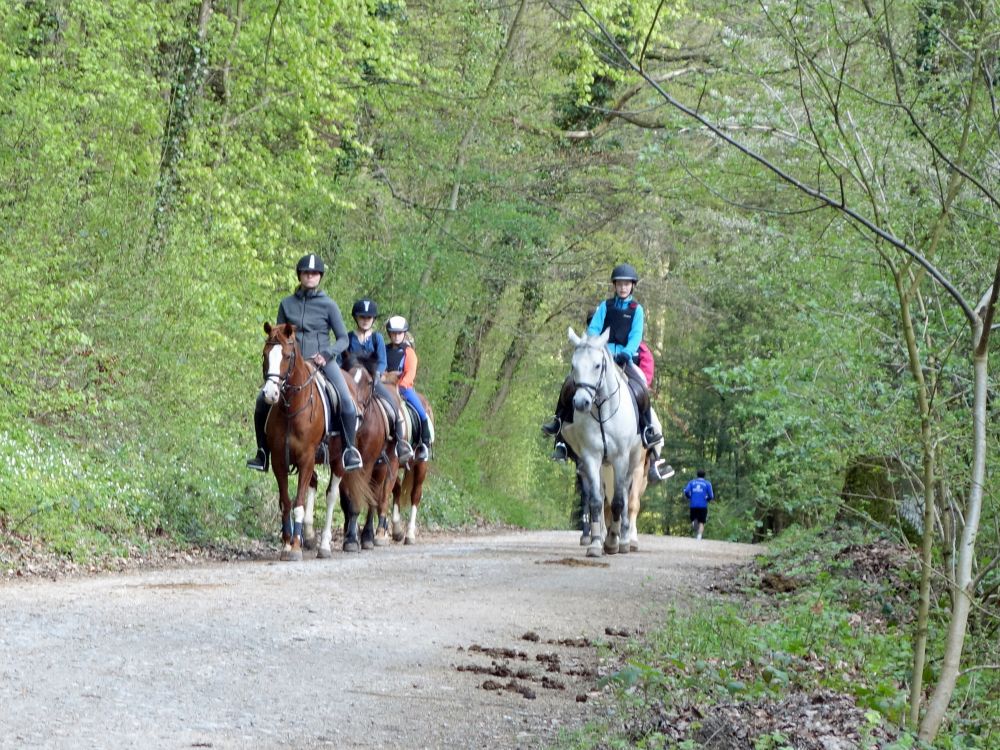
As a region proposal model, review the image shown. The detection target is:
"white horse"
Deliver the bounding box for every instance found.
[560,327,645,557]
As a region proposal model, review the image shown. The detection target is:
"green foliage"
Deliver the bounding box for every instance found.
[556,525,997,749]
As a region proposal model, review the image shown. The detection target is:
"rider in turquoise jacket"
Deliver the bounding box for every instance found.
[542,263,671,482]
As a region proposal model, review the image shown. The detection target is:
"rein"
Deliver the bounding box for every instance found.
[574,346,624,461]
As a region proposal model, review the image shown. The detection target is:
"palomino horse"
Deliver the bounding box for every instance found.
[560,327,645,557]
[382,371,433,545]
[304,354,384,554]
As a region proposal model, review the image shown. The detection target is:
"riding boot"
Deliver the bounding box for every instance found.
[641,406,662,448]
[415,418,431,462]
[395,415,414,463]
[246,397,270,472]
[542,378,575,435]
[340,414,363,472]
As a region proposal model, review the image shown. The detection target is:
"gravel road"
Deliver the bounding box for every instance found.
[0,530,756,749]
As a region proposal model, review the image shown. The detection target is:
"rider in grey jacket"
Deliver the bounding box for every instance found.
[247,254,363,472]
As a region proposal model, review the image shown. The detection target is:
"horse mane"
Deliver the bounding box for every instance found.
[341,350,380,378]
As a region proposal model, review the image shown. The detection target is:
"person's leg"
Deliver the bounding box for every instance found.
[401,387,431,461]
[626,362,662,447]
[645,408,673,482]
[324,363,362,471]
[375,380,413,462]
[246,392,270,471]
[543,376,575,461]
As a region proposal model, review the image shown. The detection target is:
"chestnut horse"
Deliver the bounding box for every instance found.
[382,371,433,544]
[260,322,373,559]
[318,351,399,551]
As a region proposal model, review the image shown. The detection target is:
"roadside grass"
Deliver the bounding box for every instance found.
[552,525,997,750]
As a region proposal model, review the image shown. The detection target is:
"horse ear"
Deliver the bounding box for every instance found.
[264,322,272,335]
[568,326,581,346]
[596,327,610,346]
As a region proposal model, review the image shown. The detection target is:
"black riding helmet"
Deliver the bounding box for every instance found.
[611,263,639,283]
[295,254,325,276]
[352,298,378,319]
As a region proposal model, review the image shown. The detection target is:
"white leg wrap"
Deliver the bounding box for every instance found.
[293,506,304,524]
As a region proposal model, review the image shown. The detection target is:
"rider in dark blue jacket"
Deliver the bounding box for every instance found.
[342,298,413,463]
[542,263,671,482]
[247,254,363,472]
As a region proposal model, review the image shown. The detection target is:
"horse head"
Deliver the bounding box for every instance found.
[341,351,380,413]
[261,322,299,404]
[568,326,612,413]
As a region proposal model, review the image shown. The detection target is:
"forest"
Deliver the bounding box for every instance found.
[1,0,998,744]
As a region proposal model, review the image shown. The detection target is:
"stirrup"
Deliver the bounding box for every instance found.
[342,446,363,472]
[415,443,430,462]
[648,459,674,483]
[396,439,414,463]
[246,449,269,472]
[541,416,561,436]
[551,442,568,462]
[641,426,663,448]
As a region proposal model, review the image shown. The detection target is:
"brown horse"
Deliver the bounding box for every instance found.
[327,353,399,550]
[382,371,434,544]
[261,322,374,559]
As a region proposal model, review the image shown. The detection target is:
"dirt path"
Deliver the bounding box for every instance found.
[0,530,756,749]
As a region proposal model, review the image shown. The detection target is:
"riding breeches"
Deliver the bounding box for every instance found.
[322,362,357,424]
[399,386,427,421]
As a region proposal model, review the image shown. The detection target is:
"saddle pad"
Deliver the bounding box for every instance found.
[314,370,335,435]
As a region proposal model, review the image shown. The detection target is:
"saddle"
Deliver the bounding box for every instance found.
[314,369,337,435]
[401,401,434,444]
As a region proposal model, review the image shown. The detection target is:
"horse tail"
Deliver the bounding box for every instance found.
[340,469,377,513]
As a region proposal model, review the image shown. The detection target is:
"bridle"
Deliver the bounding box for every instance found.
[573,344,624,461]
[573,344,622,421]
[263,337,319,417]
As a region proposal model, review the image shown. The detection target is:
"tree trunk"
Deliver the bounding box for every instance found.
[487,277,541,416]
[919,344,989,739]
[148,0,214,257]
[412,0,527,326]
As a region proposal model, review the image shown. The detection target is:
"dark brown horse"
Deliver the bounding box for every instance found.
[382,372,434,544]
[323,351,399,551]
[261,322,374,559]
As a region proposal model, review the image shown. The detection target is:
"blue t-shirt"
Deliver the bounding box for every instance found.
[684,478,714,509]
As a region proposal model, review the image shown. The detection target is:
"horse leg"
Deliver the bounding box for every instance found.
[577,468,592,546]
[391,473,406,542]
[405,462,427,544]
[628,456,647,552]
[604,460,628,556]
[276,469,293,560]
[282,459,314,562]
[341,486,361,553]
[318,473,342,559]
[578,459,604,558]
[361,506,376,550]
[303,471,319,550]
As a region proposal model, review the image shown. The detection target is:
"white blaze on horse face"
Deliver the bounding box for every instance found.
[261,344,283,404]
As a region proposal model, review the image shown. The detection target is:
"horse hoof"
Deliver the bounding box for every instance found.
[303,536,316,551]
[586,541,603,558]
[629,541,639,552]
[343,541,360,553]
[281,548,303,562]
[404,535,415,545]
[362,539,375,551]
[392,522,405,542]
[579,534,591,546]
[618,543,629,554]
[604,538,619,555]
[373,536,387,547]
[317,547,332,559]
